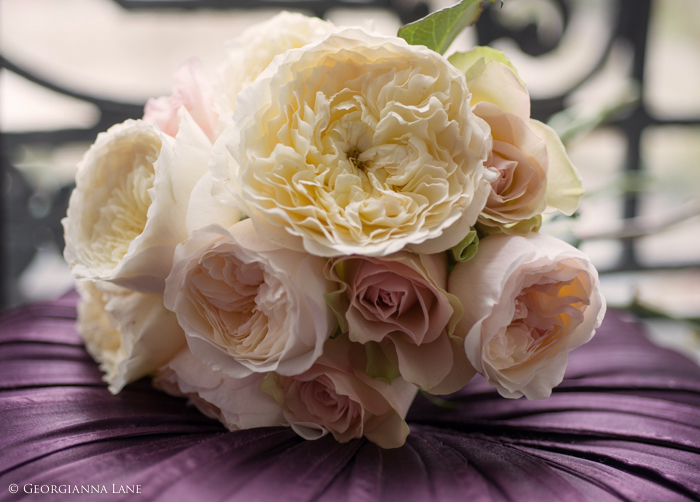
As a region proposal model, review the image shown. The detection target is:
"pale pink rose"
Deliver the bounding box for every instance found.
[448,233,606,399]
[164,219,336,379]
[325,252,474,394]
[264,336,417,448]
[457,58,584,231]
[474,101,548,234]
[154,348,285,431]
[144,58,219,142]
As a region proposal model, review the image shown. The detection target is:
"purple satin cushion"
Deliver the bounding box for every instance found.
[1,292,699,501]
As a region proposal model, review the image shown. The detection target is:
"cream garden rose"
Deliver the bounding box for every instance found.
[212,27,492,257]
[63,112,233,294]
[155,348,285,431]
[263,335,417,448]
[325,252,474,394]
[448,233,606,399]
[164,219,336,378]
[215,11,334,118]
[77,280,185,393]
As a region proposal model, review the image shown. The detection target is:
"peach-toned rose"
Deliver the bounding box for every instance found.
[448,233,606,399]
[449,50,584,233]
[164,219,336,379]
[144,58,219,142]
[264,335,417,448]
[154,348,285,431]
[325,252,474,394]
[475,101,549,234]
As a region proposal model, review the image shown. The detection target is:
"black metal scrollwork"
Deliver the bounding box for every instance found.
[1,0,699,307]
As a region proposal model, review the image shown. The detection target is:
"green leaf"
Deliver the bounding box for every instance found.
[398,0,500,55]
[476,214,542,237]
[365,342,401,385]
[448,46,523,85]
[450,229,479,262]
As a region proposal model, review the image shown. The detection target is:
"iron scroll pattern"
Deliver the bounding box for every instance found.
[0,0,698,307]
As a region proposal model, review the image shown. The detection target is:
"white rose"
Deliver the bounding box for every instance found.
[154,348,285,431]
[164,219,336,378]
[215,11,334,118]
[212,27,492,258]
[63,111,239,293]
[448,233,606,399]
[76,280,185,393]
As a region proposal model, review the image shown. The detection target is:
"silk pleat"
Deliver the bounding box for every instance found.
[1,292,699,501]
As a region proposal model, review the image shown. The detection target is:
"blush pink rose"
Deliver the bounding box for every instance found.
[264,336,417,448]
[144,58,219,142]
[164,219,336,379]
[325,252,474,394]
[475,101,548,234]
[154,348,285,431]
[459,58,584,233]
[448,233,606,399]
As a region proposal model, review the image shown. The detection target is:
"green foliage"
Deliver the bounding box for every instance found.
[451,229,479,262]
[398,0,501,55]
[448,45,523,84]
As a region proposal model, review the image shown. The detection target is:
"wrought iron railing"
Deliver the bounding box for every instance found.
[1,0,698,308]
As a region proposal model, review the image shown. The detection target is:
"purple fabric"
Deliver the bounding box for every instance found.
[1,293,699,501]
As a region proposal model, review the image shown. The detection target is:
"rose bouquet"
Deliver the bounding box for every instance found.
[62,2,605,449]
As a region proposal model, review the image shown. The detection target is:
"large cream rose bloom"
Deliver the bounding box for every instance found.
[212,28,492,257]
[63,111,239,293]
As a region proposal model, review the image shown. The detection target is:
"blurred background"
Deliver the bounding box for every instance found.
[1,0,699,359]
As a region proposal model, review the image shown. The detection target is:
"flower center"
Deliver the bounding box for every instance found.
[346,146,369,172]
[193,251,284,360]
[487,273,591,370]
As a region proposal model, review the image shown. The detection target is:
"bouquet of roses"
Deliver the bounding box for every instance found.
[62,2,606,449]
